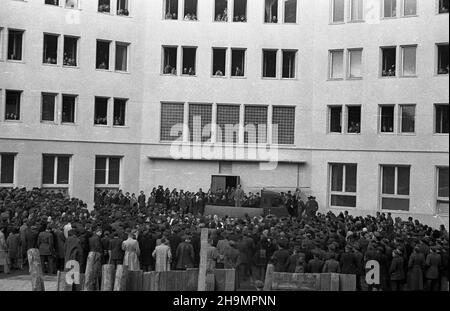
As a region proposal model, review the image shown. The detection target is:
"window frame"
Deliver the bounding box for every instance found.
[328,105,343,134]
[347,48,363,79]
[380,46,397,78]
[4,89,22,122]
[162,45,178,76]
[438,0,450,14]
[436,43,449,75]
[94,156,122,188]
[233,0,248,23]
[115,41,129,72]
[230,48,246,78]
[41,92,58,123]
[283,0,298,24]
[271,105,296,145]
[262,49,279,79]
[399,104,416,134]
[400,45,417,77]
[42,33,60,66]
[402,0,418,17]
[382,0,397,18]
[330,0,346,23]
[379,164,411,212]
[434,104,449,135]
[0,153,16,187]
[94,96,110,126]
[281,49,297,79]
[329,163,358,208]
[61,94,77,124]
[63,35,79,67]
[329,49,345,80]
[436,166,449,215]
[183,0,199,21]
[349,0,364,22]
[211,47,228,78]
[113,97,127,127]
[181,46,198,76]
[42,154,71,188]
[346,105,362,134]
[379,104,396,134]
[264,0,279,24]
[7,28,25,62]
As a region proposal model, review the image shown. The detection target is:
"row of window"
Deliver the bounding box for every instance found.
[37,0,450,22]
[0,153,448,214]
[327,104,449,135]
[328,163,449,215]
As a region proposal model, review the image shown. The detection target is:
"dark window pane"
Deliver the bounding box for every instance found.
[45,0,60,5]
[397,166,410,195]
[438,44,449,75]
[331,164,343,192]
[163,47,177,74]
[282,50,296,78]
[96,40,110,69]
[331,195,356,207]
[62,95,76,123]
[329,106,342,133]
[43,34,58,64]
[231,49,245,76]
[43,155,55,184]
[438,167,449,198]
[42,94,56,122]
[439,0,449,13]
[382,166,395,194]
[165,0,178,19]
[108,158,120,185]
[115,43,128,71]
[215,0,228,21]
[382,198,409,211]
[117,0,129,15]
[384,0,397,17]
[98,0,111,13]
[8,30,23,61]
[114,99,126,126]
[57,156,70,184]
[284,0,297,23]
[213,49,226,76]
[382,47,396,77]
[265,0,278,23]
[0,155,15,184]
[94,97,108,125]
[233,0,247,22]
[5,90,21,120]
[63,36,78,66]
[95,157,107,184]
[347,106,361,133]
[182,47,196,75]
[381,106,394,132]
[345,164,357,193]
[435,105,449,134]
[263,50,277,78]
[184,0,197,20]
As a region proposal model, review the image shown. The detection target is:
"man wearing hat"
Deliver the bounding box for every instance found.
[305,196,319,218]
[389,249,405,291]
[425,246,442,291]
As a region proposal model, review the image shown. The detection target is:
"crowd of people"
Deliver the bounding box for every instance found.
[0,187,448,291]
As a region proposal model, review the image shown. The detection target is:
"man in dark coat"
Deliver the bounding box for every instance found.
[37,225,55,274]
[64,230,82,266]
[307,250,324,273]
[24,225,39,251]
[305,196,319,218]
[175,236,195,270]
[425,247,442,291]
[389,249,405,291]
[138,191,146,209]
[53,226,66,271]
[271,241,290,273]
[138,229,155,271]
[109,232,124,267]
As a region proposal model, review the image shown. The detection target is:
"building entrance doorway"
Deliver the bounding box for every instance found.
[211,175,240,193]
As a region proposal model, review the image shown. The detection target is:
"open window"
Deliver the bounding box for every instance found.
[437,44,449,75]
[215,0,228,21]
[63,36,78,66]
[163,46,178,75]
[113,98,127,126]
[284,0,297,23]
[435,104,449,134]
[184,0,198,20]
[212,48,226,76]
[62,95,76,123]
[282,50,296,78]
[41,93,57,122]
[437,166,449,215]
[381,47,396,77]
[94,97,109,125]
[265,0,278,23]
[439,0,449,13]
[233,0,247,22]
[165,0,179,19]
[8,29,23,61]
[380,105,395,133]
[96,40,111,70]
[43,34,58,65]
[117,0,129,16]
[65,0,79,9]
[263,50,277,78]
[182,47,196,75]
[347,106,361,133]
[383,0,397,18]
[329,106,342,133]
[5,90,21,121]
[231,49,245,77]
[98,0,111,13]
[211,175,240,194]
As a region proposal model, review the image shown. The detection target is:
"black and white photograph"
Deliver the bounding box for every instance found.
[0,0,448,305]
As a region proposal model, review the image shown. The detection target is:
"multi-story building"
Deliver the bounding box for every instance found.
[0,0,448,226]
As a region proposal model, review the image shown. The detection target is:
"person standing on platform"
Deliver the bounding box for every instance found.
[234,185,245,208]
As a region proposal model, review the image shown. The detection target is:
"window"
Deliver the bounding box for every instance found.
[63,36,78,66]
[212,48,226,76]
[231,49,245,77]
[329,106,342,133]
[96,40,110,70]
[437,44,449,75]
[400,105,415,133]
[163,46,177,75]
[45,0,60,5]
[350,0,363,21]
[182,47,196,75]
[282,50,296,78]
[380,105,395,133]
[8,29,23,61]
[215,0,228,21]
[117,0,129,16]
[98,0,111,13]
[437,167,449,215]
[94,97,109,125]
[265,0,278,23]
[5,90,21,121]
[0,28,4,60]
[233,0,247,22]
[329,50,344,79]
[403,0,416,16]
[0,154,15,185]
[41,93,56,122]
[43,34,58,65]
[272,106,295,144]
[65,0,79,9]
[62,95,76,123]
[42,155,70,186]
[330,163,357,207]
[381,47,396,77]
[348,49,362,78]
[115,42,128,71]
[263,50,277,78]
[244,106,268,144]
[332,0,345,23]
[184,0,198,20]
[381,165,410,211]
[189,104,212,142]
[439,0,449,13]
[217,105,240,143]
[160,103,184,141]
[401,45,416,76]
[383,0,397,17]
[165,0,179,19]
[435,104,449,134]
[347,106,361,133]
[113,98,126,126]
[284,0,297,23]
[95,157,121,186]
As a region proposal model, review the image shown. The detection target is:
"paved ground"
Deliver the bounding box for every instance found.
[0,270,57,291]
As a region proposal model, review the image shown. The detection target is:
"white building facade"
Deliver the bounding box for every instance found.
[0,0,448,226]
